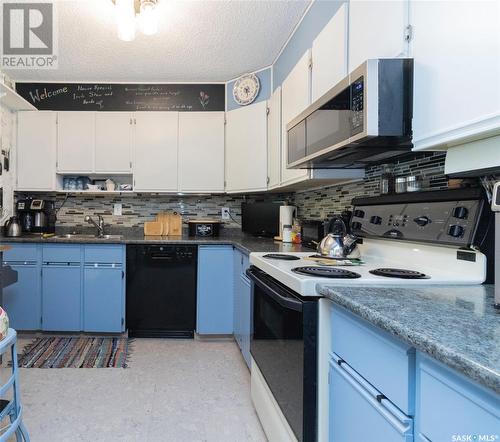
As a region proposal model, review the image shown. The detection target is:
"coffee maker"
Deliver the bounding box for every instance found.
[16,198,56,234]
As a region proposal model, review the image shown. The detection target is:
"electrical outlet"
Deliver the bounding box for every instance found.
[221,207,230,220]
[113,203,122,216]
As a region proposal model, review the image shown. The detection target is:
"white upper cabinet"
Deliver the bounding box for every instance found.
[411,0,500,151]
[281,50,311,186]
[17,112,56,191]
[267,87,282,190]
[133,112,178,192]
[57,112,95,173]
[348,0,409,71]
[178,112,225,193]
[95,112,132,173]
[311,3,348,102]
[225,101,268,193]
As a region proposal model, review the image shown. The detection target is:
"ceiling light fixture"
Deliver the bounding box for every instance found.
[113,0,159,41]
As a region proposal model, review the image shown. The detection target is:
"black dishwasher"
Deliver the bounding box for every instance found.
[126,245,197,338]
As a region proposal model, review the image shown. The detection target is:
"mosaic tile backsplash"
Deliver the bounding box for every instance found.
[16,152,449,228]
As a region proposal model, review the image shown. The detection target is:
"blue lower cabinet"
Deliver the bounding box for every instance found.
[197,246,234,334]
[240,274,252,368]
[233,250,243,346]
[83,265,124,332]
[2,244,42,330]
[329,353,413,442]
[416,353,500,442]
[3,263,41,330]
[42,264,81,331]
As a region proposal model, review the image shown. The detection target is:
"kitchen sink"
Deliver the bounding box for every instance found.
[55,234,123,240]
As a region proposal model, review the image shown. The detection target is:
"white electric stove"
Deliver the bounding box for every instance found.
[250,188,490,297]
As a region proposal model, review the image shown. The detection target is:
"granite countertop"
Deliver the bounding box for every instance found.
[0,228,307,255]
[318,284,500,393]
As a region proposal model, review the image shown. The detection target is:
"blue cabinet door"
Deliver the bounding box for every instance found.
[233,249,243,347]
[197,246,234,335]
[3,264,41,330]
[240,274,252,368]
[42,265,81,331]
[329,353,413,442]
[83,265,124,332]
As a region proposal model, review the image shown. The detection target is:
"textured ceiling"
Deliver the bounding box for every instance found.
[5,0,310,82]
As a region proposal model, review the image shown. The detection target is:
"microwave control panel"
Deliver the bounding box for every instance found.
[350,76,364,135]
[351,199,483,246]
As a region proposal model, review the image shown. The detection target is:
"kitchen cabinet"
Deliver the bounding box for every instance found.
[178,112,225,193]
[281,50,311,187]
[267,87,282,190]
[225,101,268,193]
[311,3,348,102]
[133,112,178,191]
[411,0,500,151]
[2,244,42,330]
[416,353,500,442]
[233,248,251,368]
[348,0,409,72]
[42,245,82,332]
[197,246,234,334]
[17,112,56,191]
[95,112,133,173]
[57,112,95,173]
[83,245,125,333]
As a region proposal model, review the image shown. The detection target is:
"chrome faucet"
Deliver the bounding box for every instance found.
[84,215,105,237]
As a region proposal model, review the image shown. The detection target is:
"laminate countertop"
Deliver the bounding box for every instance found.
[0,228,307,255]
[318,284,500,394]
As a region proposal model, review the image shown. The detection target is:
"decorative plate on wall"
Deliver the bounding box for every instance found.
[232,73,260,106]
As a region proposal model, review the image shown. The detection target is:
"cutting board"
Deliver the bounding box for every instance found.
[144,221,163,236]
[168,212,182,236]
[156,212,170,235]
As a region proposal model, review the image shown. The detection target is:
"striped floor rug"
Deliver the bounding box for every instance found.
[18,337,131,368]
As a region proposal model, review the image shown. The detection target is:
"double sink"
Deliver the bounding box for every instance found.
[55,234,123,240]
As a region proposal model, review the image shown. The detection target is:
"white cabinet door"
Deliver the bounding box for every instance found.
[178,112,225,193]
[17,112,56,191]
[267,87,281,190]
[225,101,268,193]
[281,50,311,186]
[133,112,178,191]
[348,0,409,71]
[411,0,500,150]
[57,112,95,173]
[95,113,132,173]
[312,3,348,102]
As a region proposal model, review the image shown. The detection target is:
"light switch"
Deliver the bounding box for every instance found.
[113,203,122,216]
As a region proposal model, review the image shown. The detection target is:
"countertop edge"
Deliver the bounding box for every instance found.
[318,285,500,394]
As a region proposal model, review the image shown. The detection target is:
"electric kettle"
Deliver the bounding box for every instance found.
[4,216,22,237]
[316,216,360,259]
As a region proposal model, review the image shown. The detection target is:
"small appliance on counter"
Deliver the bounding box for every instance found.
[241,202,280,237]
[3,216,22,237]
[188,219,221,237]
[491,181,500,308]
[301,219,327,249]
[16,198,56,234]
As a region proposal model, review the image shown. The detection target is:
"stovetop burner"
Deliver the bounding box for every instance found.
[369,268,430,279]
[292,266,361,279]
[262,254,301,261]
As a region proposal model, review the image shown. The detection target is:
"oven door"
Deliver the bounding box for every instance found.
[247,266,318,442]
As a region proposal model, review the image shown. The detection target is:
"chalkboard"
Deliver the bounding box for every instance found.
[15,83,225,111]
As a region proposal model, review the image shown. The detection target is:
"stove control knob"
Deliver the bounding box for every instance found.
[370,216,382,225]
[353,210,365,219]
[448,225,464,238]
[413,216,432,227]
[452,206,468,219]
[351,221,362,231]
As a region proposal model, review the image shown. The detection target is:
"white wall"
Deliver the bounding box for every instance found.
[0,104,16,223]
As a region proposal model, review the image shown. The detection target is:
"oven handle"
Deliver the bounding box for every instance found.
[246,268,303,312]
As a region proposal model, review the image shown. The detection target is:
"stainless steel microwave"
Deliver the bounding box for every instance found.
[286,58,414,169]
